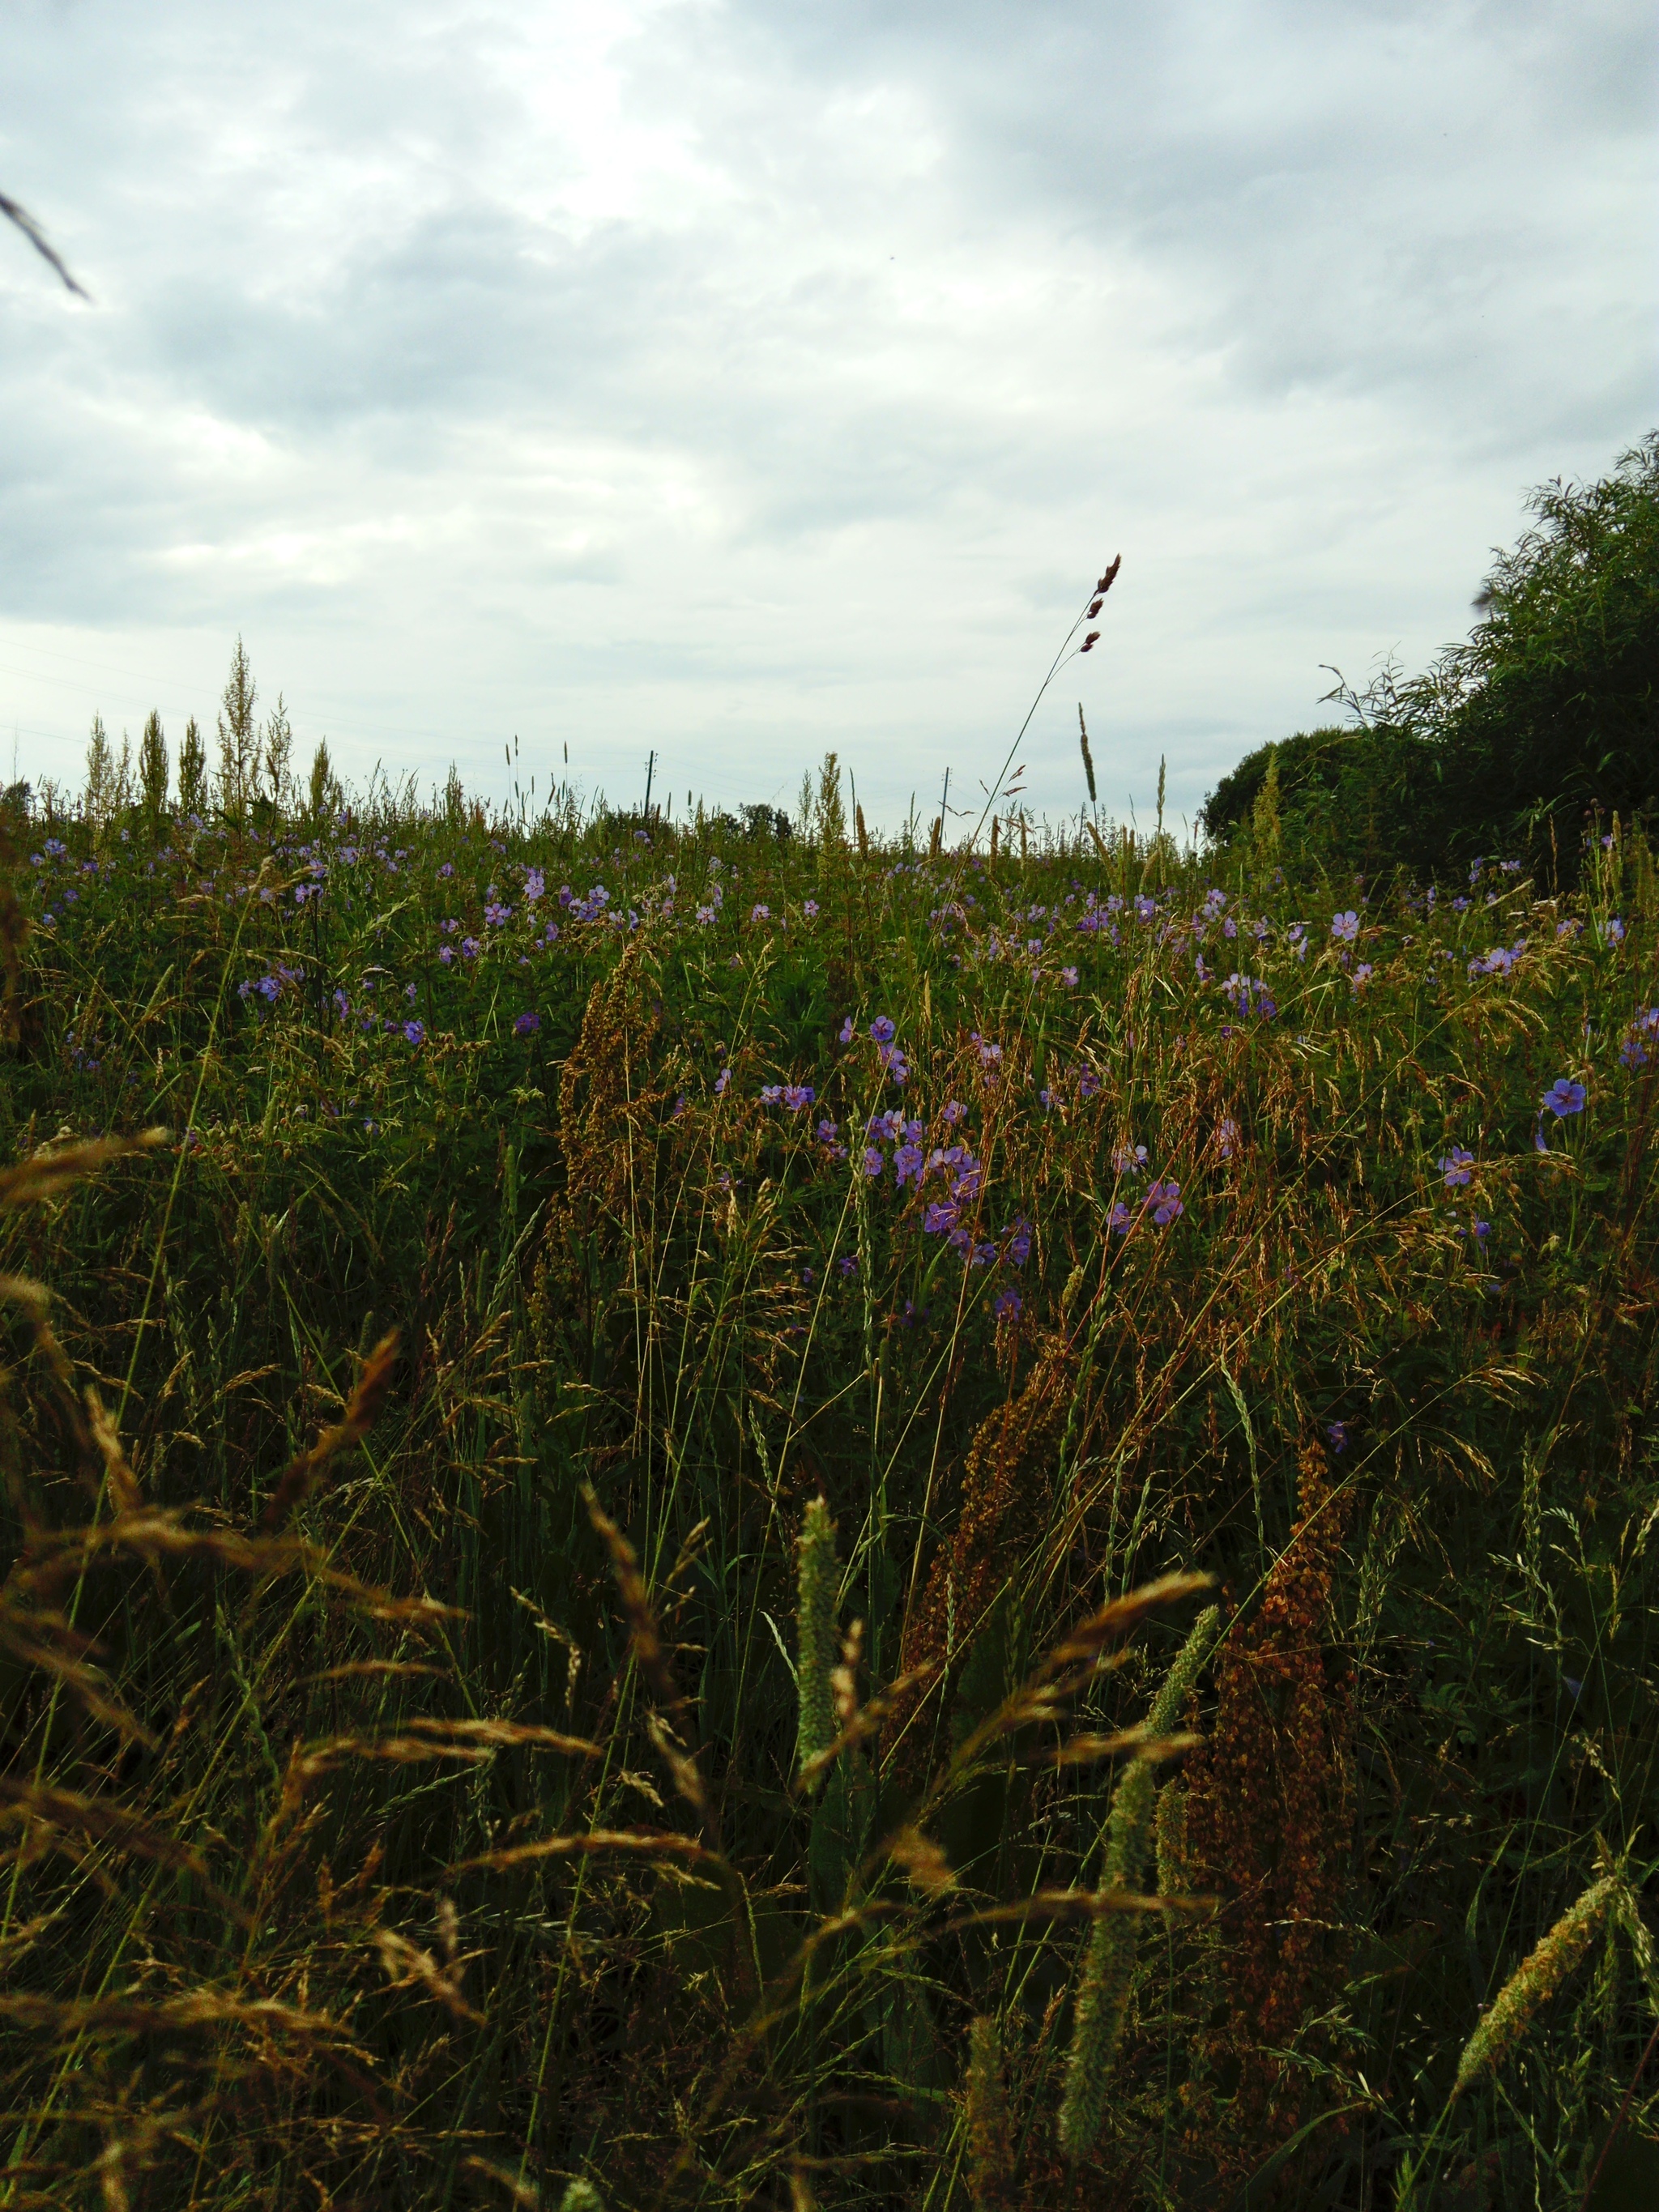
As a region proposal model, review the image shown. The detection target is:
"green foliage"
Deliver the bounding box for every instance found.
[1206,433,1659,882]
[307,737,339,821]
[177,712,207,819]
[1429,431,1659,873]
[796,1494,839,1786]
[215,633,258,820]
[1057,1606,1220,2158]
[83,710,115,824]
[139,709,168,821]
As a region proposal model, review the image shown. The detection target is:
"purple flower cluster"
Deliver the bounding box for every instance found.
[1469,940,1527,978]
[238,961,305,1008]
[1222,972,1277,1021]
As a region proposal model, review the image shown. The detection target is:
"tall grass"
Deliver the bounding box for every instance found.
[0,767,1657,2206]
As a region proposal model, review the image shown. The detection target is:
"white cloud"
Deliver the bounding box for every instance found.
[0,0,1651,828]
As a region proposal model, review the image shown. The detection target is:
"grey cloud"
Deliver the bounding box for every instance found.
[0,0,1651,824]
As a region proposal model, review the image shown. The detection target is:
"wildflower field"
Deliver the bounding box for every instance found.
[1,745,1657,2210]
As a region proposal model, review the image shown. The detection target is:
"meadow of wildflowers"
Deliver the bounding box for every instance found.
[0,757,1657,2210]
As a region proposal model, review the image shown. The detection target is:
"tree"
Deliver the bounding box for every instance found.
[1202,434,1659,882]
[1428,433,1659,876]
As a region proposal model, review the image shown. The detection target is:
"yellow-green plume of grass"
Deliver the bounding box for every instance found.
[1057,1605,1220,2159]
[796,1496,838,1790]
[1454,1873,1620,2095]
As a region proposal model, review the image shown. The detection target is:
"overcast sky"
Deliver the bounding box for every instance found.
[1,0,1653,832]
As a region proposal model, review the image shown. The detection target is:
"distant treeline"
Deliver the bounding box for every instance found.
[1202,433,1659,884]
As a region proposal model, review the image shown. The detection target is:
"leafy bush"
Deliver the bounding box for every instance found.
[1207,433,1659,884]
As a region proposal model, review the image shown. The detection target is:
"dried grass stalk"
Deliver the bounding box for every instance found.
[262,1330,399,1526]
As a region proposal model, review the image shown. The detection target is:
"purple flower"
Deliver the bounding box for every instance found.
[1327,1421,1348,1454]
[750,903,770,923]
[838,1254,858,1276]
[1606,916,1626,944]
[782,1083,816,1110]
[1112,1142,1148,1176]
[403,1020,426,1047]
[817,1118,838,1142]
[759,1084,783,1104]
[992,1286,1022,1322]
[1216,1119,1240,1161]
[870,1015,896,1044]
[484,901,511,927]
[923,1200,959,1234]
[838,1017,855,1044]
[437,861,454,879]
[514,1010,540,1037]
[803,900,819,919]
[1108,1200,1134,1234]
[1006,1217,1032,1265]
[461,937,481,959]
[1145,1179,1183,1226]
[942,1099,966,1124]
[863,1145,885,1178]
[1331,910,1359,942]
[714,1067,731,1096]
[1060,965,1079,988]
[894,1142,925,1187]
[1077,1068,1101,1102]
[1542,1077,1586,1118]
[1439,1145,1474,1188]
